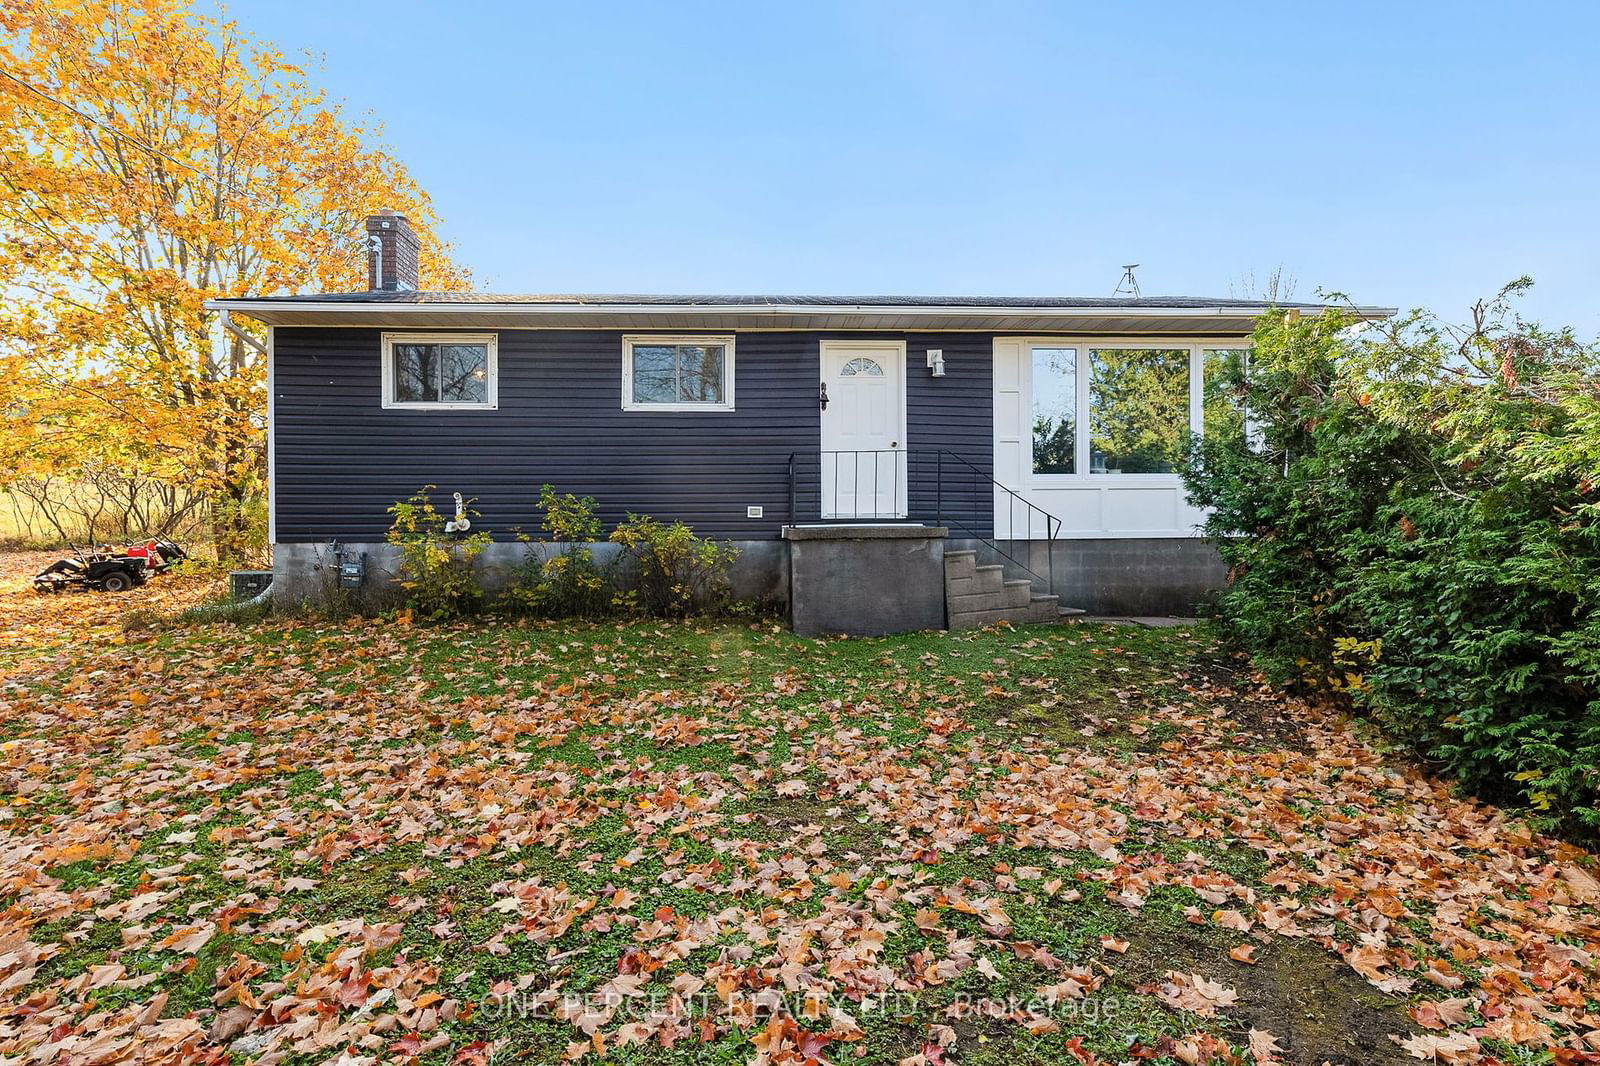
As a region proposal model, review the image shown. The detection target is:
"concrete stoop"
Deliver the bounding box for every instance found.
[944,550,1077,630]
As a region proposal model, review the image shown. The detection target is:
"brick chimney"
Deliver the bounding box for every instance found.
[365,210,421,291]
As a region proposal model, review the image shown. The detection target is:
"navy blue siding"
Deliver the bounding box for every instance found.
[272,328,992,541]
[907,335,993,537]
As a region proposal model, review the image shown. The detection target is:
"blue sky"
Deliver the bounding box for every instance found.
[213,0,1599,332]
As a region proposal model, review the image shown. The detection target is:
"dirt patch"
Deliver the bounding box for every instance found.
[1172,646,1314,753]
[733,793,885,856]
[986,696,1139,751]
[1126,828,1270,884]
[1116,921,1415,1066]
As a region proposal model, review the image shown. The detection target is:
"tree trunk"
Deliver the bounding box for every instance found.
[209,484,252,564]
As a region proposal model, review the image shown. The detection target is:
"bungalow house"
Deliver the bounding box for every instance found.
[207,212,1394,634]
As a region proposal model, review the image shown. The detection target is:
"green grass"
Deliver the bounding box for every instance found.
[0,610,1462,1065]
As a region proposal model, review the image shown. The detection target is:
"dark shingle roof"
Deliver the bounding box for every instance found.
[235,291,1335,309]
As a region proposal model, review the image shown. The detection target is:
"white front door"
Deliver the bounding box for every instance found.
[820,340,907,519]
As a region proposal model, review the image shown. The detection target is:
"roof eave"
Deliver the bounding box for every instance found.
[205,299,1397,333]
[204,298,1397,317]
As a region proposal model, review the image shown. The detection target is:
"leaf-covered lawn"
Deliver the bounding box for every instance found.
[1,555,1597,1066]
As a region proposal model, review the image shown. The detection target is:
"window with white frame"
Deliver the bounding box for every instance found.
[1030,347,1077,474]
[1088,347,1190,474]
[1202,348,1250,442]
[381,333,497,409]
[1026,341,1251,478]
[622,335,735,411]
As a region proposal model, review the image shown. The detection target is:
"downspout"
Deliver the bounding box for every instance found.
[218,309,267,355]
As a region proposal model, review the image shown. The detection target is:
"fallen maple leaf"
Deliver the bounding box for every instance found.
[154,922,215,954]
[1399,1031,1479,1062]
[1149,971,1238,1015]
[1247,1027,1283,1063]
[1212,908,1252,932]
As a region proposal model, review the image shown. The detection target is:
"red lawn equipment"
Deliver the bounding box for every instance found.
[124,537,188,575]
[32,537,188,594]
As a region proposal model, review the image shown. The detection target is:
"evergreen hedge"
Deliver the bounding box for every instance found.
[1184,281,1600,834]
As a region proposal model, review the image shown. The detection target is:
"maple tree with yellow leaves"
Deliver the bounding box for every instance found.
[0,0,469,557]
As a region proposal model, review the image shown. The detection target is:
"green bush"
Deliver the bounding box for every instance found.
[387,486,491,621]
[1183,282,1600,835]
[504,485,611,617]
[610,513,739,617]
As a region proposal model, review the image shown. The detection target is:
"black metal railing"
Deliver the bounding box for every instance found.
[814,449,910,521]
[930,449,1060,595]
[785,448,1062,593]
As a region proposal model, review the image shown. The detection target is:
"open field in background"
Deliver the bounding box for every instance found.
[0,488,213,553]
[0,551,1596,1066]
[0,494,72,547]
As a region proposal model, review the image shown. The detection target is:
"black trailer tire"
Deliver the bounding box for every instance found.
[101,571,134,593]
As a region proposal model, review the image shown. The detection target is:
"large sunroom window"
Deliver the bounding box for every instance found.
[1088,348,1190,474]
[1025,341,1251,479]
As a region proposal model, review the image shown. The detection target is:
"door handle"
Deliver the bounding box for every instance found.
[819,381,829,410]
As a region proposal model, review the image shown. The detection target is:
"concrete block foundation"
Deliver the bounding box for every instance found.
[783,524,948,637]
[269,539,788,613]
[951,537,1226,617]
[268,533,1224,627]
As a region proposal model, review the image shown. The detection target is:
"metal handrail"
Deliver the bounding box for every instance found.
[782,448,1064,595]
[930,449,1059,595]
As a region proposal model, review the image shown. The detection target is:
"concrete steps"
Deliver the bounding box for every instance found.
[945,550,1073,630]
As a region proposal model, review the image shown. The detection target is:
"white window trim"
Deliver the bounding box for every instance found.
[381,332,499,410]
[621,334,736,412]
[1018,336,1251,487]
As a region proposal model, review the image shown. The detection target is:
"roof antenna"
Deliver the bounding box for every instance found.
[1112,263,1142,299]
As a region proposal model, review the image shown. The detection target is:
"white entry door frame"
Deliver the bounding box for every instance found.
[819,339,908,520]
